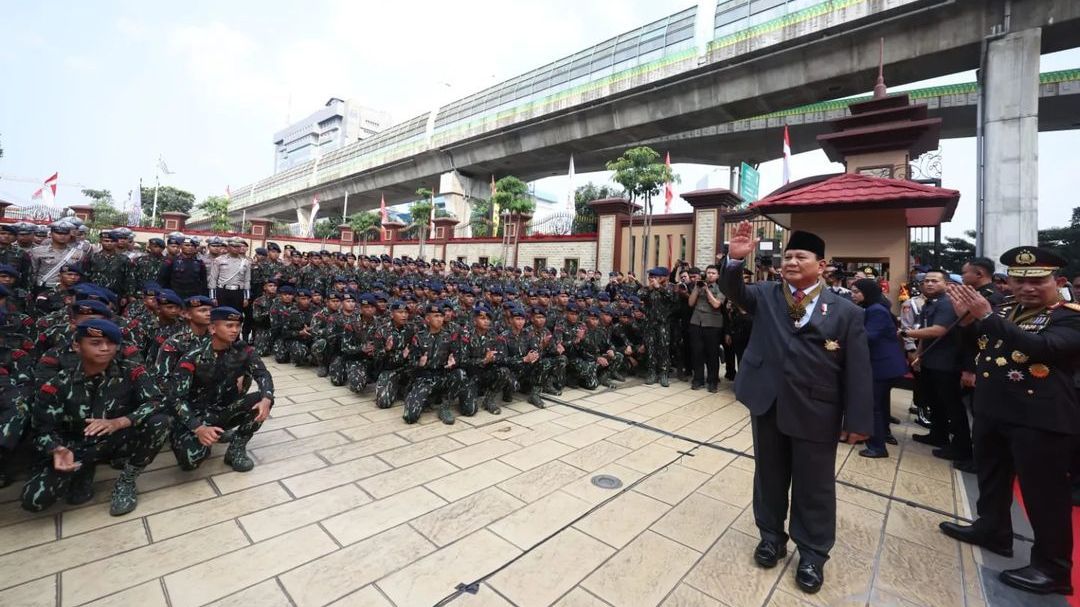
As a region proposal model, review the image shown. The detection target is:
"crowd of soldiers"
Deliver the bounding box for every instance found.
[0,217,730,518]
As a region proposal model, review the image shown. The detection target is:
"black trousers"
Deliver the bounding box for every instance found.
[689,324,721,386]
[751,405,838,566]
[973,415,1074,579]
[920,367,970,453]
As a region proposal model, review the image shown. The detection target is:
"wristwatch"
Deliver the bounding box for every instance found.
[899,329,910,339]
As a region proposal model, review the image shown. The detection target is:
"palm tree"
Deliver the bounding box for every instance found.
[607,147,676,277]
[347,210,382,255]
[411,188,435,259]
[491,176,535,266]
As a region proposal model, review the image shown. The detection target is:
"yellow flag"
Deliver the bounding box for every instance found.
[490,174,500,234]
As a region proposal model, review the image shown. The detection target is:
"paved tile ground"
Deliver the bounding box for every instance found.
[0,361,1005,606]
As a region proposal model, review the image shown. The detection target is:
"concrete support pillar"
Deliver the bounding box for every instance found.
[982,28,1040,259]
[438,171,488,237]
[588,198,638,276]
[682,188,743,268]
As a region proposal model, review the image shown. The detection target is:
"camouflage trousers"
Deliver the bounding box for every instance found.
[505,361,552,396]
[568,356,608,390]
[327,355,348,386]
[403,369,470,424]
[252,328,274,357]
[0,398,27,452]
[310,338,339,368]
[375,366,412,409]
[544,355,568,392]
[20,413,170,512]
[464,366,513,408]
[643,324,671,374]
[289,339,314,366]
[345,357,378,393]
[170,393,264,471]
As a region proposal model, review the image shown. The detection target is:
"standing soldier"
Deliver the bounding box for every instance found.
[209,237,251,313]
[20,319,170,516]
[168,307,275,473]
[939,247,1080,596]
[0,224,32,289]
[246,246,271,341]
[84,230,130,302]
[157,237,208,300]
[404,303,467,425]
[642,267,677,386]
[129,238,167,300]
[30,221,85,293]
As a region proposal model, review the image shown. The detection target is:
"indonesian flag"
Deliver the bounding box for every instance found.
[379,193,388,239]
[566,155,575,212]
[663,152,673,214]
[309,195,320,237]
[32,172,59,201]
[490,174,500,234]
[429,188,435,238]
[225,185,231,200]
[782,126,792,185]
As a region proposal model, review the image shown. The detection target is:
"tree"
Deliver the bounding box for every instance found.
[607,147,677,276]
[491,176,534,216]
[1039,206,1080,278]
[139,185,195,226]
[411,188,435,258]
[80,189,128,232]
[910,230,976,272]
[574,183,623,234]
[313,219,338,241]
[348,210,382,253]
[469,197,493,237]
[198,195,231,233]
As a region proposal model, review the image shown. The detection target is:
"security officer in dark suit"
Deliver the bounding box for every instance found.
[940,246,1080,597]
[720,222,872,595]
[157,237,208,300]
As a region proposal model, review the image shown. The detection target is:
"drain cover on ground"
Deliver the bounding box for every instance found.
[591,474,623,489]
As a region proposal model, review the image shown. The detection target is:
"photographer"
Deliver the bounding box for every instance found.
[688,264,725,391]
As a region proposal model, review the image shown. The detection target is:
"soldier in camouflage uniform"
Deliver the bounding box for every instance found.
[373,299,413,409]
[642,267,677,386]
[499,305,548,407]
[143,289,186,364]
[277,288,315,365]
[129,238,167,300]
[33,263,83,315]
[251,281,278,356]
[340,294,380,392]
[403,304,468,424]
[310,291,342,377]
[326,291,358,386]
[612,308,645,375]
[569,307,619,389]
[168,307,274,472]
[0,284,35,487]
[269,285,296,361]
[0,224,32,290]
[83,230,131,300]
[460,304,510,414]
[20,319,170,516]
[153,295,213,379]
[528,306,567,395]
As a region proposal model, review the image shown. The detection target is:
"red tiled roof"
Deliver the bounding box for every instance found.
[751,173,959,227]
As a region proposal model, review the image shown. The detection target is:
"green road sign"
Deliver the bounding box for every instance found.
[739,162,759,203]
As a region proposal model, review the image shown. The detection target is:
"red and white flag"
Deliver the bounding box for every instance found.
[225,185,232,199]
[782,126,792,185]
[663,152,674,214]
[309,195,320,237]
[379,193,388,239]
[32,172,59,201]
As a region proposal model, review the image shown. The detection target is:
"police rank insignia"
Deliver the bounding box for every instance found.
[1029,363,1050,379]
[1006,370,1025,382]
[1011,351,1029,363]
[977,336,989,350]
[824,339,840,351]
[995,357,1007,367]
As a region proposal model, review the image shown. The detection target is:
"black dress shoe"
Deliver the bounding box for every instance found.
[999,565,1074,595]
[753,539,787,568]
[885,434,898,445]
[690,382,704,390]
[707,384,719,393]
[889,415,901,424]
[795,560,824,594]
[953,459,977,474]
[932,447,971,461]
[912,433,946,447]
[858,448,888,459]
[938,521,1013,557]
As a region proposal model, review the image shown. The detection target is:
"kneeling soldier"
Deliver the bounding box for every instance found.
[21,319,170,516]
[169,307,275,472]
[404,303,467,425]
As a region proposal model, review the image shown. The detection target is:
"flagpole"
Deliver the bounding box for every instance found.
[150,173,160,228]
[342,191,349,221]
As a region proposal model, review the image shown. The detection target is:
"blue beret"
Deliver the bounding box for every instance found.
[423,303,443,314]
[359,293,376,305]
[0,224,16,234]
[488,285,503,295]
[210,306,244,322]
[597,293,611,301]
[185,295,214,308]
[296,288,312,297]
[473,304,494,317]
[508,306,527,318]
[166,236,183,245]
[254,247,268,255]
[585,306,601,317]
[148,238,165,247]
[566,302,580,312]
[459,285,474,295]
[341,290,356,301]
[157,290,183,306]
[266,242,281,252]
[0,264,19,278]
[326,291,342,301]
[529,306,546,316]
[278,285,296,294]
[647,267,669,277]
[75,319,122,344]
[71,299,113,318]
[388,299,406,310]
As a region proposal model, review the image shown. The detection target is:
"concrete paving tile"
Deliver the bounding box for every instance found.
[0,576,55,607]
[450,584,518,606]
[443,438,520,469]
[498,460,585,503]
[281,525,435,607]
[661,583,723,606]
[318,433,410,464]
[410,486,524,546]
[0,516,55,556]
[634,464,710,505]
[651,493,741,552]
[241,428,295,450]
[561,463,645,505]
[893,470,955,514]
[730,504,758,537]
[291,415,384,440]
[835,470,891,514]
[885,503,962,557]
[358,457,459,499]
[61,480,214,538]
[488,490,593,549]
[147,482,291,540]
[133,455,232,494]
[574,490,671,549]
[897,451,953,483]
[510,407,566,427]
[582,530,700,607]
[605,426,661,450]
[62,521,249,605]
[560,440,632,471]
[765,589,818,606]
[834,500,886,558]
[259,411,320,432]
[363,406,410,422]
[489,528,615,607]
[250,432,350,463]
[630,400,683,418]
[697,463,755,508]
[83,580,168,607]
[425,459,521,502]
[506,421,572,447]
[552,423,618,448]
[211,452,326,494]
[322,486,447,546]
[684,528,787,607]
[551,410,603,429]
[875,535,964,607]
[839,447,898,483]
[327,585,396,606]
[283,456,392,497]
[205,579,293,607]
[0,520,147,591]
[377,529,521,606]
[553,587,612,607]
[448,427,497,445]
[498,438,575,471]
[164,525,337,607]
[617,442,682,473]
[240,484,372,542]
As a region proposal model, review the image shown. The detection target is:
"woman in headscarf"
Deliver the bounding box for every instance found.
[851,278,908,458]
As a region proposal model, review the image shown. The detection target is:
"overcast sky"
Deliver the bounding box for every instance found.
[1,1,1076,239]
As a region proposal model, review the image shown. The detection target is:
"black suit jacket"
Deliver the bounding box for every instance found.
[720,260,874,443]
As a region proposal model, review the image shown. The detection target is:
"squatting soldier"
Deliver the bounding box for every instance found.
[404,303,468,425]
[642,266,677,386]
[276,288,315,365]
[251,281,278,356]
[153,295,213,379]
[528,306,566,395]
[327,291,359,386]
[144,289,185,364]
[34,263,83,315]
[269,285,296,361]
[20,319,170,516]
[0,286,35,487]
[460,304,510,414]
[340,294,380,392]
[500,305,548,408]
[373,299,413,409]
[168,307,275,472]
[310,292,342,377]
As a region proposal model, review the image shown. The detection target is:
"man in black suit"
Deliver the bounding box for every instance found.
[940,246,1080,596]
[720,222,873,594]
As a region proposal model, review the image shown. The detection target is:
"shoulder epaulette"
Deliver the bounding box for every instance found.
[1062,302,1080,313]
